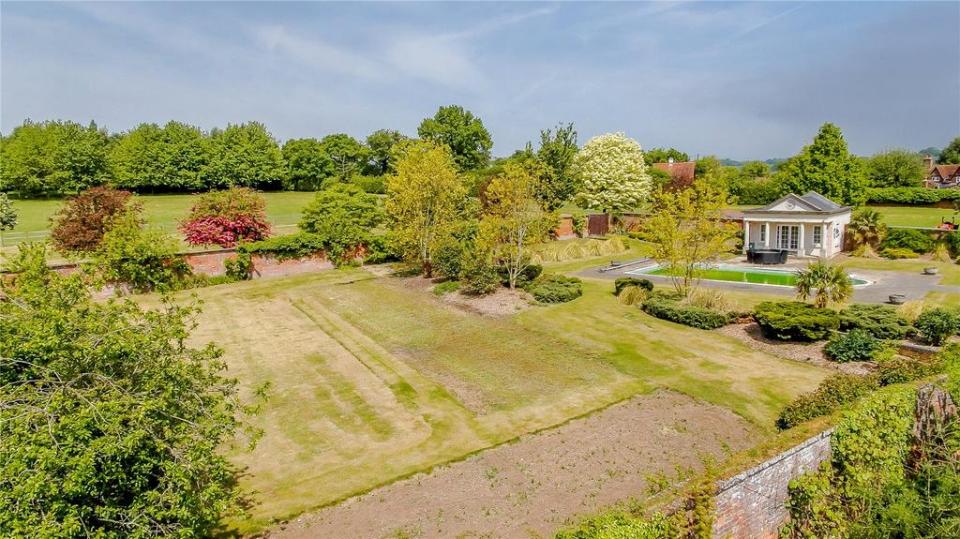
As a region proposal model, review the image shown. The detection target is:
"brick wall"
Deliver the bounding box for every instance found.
[554,214,578,240]
[711,428,834,538]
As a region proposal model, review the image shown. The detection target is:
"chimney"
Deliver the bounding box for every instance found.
[923,155,934,171]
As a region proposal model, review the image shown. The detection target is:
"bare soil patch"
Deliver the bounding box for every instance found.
[267,390,758,539]
[717,322,875,375]
[440,287,533,317]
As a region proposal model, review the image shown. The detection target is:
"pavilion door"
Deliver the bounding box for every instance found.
[777,225,800,251]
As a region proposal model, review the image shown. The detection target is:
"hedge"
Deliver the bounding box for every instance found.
[865,187,960,205]
[642,294,732,330]
[880,228,934,254]
[777,373,879,429]
[526,274,583,304]
[753,301,840,341]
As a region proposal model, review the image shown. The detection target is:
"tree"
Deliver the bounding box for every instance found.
[644,147,689,164]
[740,161,770,179]
[573,133,652,212]
[866,149,926,187]
[50,187,140,254]
[299,183,382,238]
[939,137,960,164]
[478,162,553,289]
[204,122,284,188]
[417,105,493,171]
[0,244,250,537]
[281,138,334,191]
[179,187,271,248]
[94,210,188,292]
[0,193,16,231]
[110,121,210,192]
[536,122,579,210]
[776,123,867,205]
[385,141,466,276]
[0,120,110,196]
[365,129,408,175]
[641,180,739,296]
[794,260,853,308]
[848,207,887,255]
[320,133,368,182]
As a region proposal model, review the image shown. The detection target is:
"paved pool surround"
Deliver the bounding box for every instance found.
[580,258,960,304]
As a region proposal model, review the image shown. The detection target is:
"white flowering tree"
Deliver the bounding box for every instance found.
[573,133,652,212]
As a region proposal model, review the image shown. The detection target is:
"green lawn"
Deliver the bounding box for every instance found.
[869,205,959,228]
[2,191,317,239]
[149,259,828,533]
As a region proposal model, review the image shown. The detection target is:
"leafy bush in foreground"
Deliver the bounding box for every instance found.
[642,293,732,330]
[93,211,189,292]
[526,274,582,303]
[753,301,840,341]
[0,245,249,537]
[838,303,911,339]
[824,329,887,363]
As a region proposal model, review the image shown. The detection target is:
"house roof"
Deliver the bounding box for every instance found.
[744,191,850,215]
[931,164,960,178]
[652,161,696,188]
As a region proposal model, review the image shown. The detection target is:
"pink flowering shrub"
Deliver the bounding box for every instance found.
[179,187,271,247]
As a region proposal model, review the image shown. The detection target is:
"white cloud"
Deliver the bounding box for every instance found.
[253,25,383,81]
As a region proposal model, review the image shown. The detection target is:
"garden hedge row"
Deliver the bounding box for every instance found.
[641,294,733,330]
[865,187,960,205]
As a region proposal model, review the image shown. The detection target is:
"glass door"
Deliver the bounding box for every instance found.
[777,225,800,251]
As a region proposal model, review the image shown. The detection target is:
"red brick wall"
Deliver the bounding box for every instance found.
[712,429,834,538]
[554,215,577,240]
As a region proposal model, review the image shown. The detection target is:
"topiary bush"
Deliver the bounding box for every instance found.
[641,292,732,330]
[880,228,934,254]
[838,303,911,339]
[614,277,654,296]
[753,301,840,341]
[824,329,886,363]
[776,373,880,429]
[913,307,960,345]
[525,274,583,303]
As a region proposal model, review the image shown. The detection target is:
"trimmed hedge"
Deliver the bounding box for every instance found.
[880,228,934,254]
[824,329,886,363]
[753,301,840,341]
[526,274,582,304]
[240,232,327,261]
[865,187,960,205]
[642,293,732,330]
[838,304,911,339]
[614,277,654,296]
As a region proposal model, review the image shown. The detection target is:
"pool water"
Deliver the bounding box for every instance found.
[629,265,869,287]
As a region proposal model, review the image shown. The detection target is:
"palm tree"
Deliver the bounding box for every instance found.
[795,260,853,308]
[848,208,887,254]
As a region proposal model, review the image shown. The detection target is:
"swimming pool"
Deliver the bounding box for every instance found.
[625,263,871,288]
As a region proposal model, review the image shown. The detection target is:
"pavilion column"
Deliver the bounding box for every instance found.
[798,224,805,257]
[743,220,750,253]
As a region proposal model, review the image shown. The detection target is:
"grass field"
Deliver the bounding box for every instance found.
[151,252,829,533]
[2,191,316,240]
[869,205,959,228]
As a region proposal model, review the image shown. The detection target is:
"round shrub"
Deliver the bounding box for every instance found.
[526,274,583,303]
[641,293,731,330]
[180,187,271,248]
[753,301,840,341]
[913,307,960,345]
[838,304,911,339]
[824,329,886,363]
[50,187,138,254]
[880,228,934,254]
[614,277,654,296]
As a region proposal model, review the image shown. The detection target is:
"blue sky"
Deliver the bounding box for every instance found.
[2,1,958,160]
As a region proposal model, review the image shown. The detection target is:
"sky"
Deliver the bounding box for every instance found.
[1,1,958,161]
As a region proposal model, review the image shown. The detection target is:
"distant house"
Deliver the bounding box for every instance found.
[923,155,960,188]
[742,192,851,259]
[652,158,696,190]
